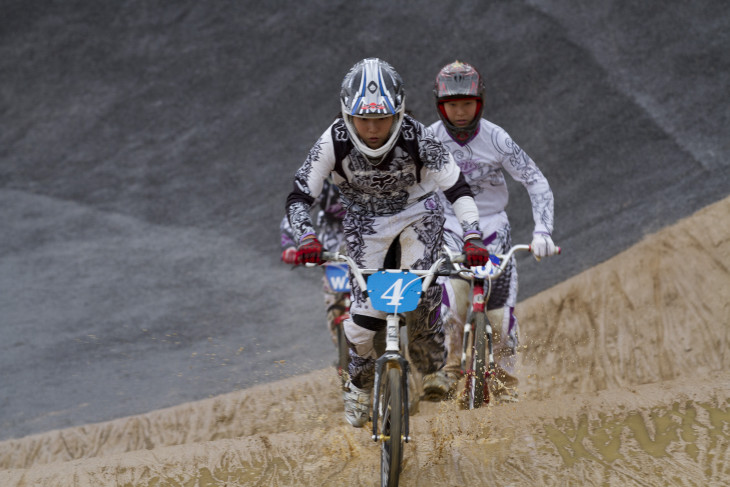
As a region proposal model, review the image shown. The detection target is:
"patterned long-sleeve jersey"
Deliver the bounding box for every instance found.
[280,178,345,252]
[286,115,480,243]
[428,118,554,236]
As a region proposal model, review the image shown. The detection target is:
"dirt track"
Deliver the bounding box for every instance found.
[3,0,729,444]
[2,196,727,486]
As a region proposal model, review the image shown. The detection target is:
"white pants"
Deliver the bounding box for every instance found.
[343,195,447,389]
[440,213,519,387]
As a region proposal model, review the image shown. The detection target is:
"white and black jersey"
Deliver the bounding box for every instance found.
[285,115,482,390]
[428,118,554,237]
[280,178,345,253]
[286,115,480,245]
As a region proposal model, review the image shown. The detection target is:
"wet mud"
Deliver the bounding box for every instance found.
[1,197,728,486]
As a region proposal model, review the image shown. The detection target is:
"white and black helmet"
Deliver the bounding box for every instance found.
[340,58,406,159]
[434,60,485,145]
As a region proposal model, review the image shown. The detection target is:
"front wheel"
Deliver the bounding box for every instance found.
[380,366,404,487]
[468,313,489,409]
[336,319,350,387]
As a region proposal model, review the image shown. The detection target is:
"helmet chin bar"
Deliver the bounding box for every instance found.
[441,117,480,146]
[342,105,406,161]
[436,99,483,146]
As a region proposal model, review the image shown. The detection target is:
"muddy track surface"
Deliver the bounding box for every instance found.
[2,0,729,444]
[1,198,728,486]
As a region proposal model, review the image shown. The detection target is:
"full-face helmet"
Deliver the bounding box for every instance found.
[434,60,485,145]
[340,58,406,159]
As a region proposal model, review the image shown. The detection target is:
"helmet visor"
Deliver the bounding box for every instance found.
[435,61,483,100]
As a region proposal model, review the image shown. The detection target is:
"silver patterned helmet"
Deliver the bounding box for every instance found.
[434,60,485,145]
[340,58,406,159]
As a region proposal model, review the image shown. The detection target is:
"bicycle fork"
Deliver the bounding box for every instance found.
[371,314,410,443]
[462,279,496,378]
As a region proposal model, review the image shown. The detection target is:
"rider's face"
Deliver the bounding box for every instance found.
[352,115,394,149]
[442,99,478,127]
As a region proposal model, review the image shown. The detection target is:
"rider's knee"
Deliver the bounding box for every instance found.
[345,314,385,359]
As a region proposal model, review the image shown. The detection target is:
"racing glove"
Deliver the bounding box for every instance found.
[531,232,558,261]
[281,247,297,265]
[463,236,490,267]
[296,236,323,265]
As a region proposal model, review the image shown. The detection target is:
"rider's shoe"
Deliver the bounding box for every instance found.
[422,370,459,402]
[494,390,519,403]
[491,383,519,404]
[490,371,519,404]
[343,382,371,427]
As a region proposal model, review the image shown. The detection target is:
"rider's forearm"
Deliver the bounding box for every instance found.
[451,195,482,238]
[286,201,316,244]
[528,185,554,235]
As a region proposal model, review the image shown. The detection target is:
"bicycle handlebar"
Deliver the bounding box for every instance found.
[321,251,454,294]
[318,243,560,289]
[449,244,561,281]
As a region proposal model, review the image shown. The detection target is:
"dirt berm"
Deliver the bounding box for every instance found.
[1,197,728,486]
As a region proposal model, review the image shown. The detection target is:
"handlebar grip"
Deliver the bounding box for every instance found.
[321,251,337,261]
[305,251,337,267]
[527,245,562,256]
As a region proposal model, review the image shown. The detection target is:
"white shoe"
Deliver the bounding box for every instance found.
[343,382,371,427]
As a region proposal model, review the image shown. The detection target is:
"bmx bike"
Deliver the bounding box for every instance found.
[321,250,456,487]
[449,244,560,409]
[323,261,351,387]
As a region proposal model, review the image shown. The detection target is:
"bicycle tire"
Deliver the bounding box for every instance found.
[336,322,349,386]
[471,312,488,408]
[380,366,404,487]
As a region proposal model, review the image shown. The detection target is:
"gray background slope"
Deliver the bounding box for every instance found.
[1,0,727,441]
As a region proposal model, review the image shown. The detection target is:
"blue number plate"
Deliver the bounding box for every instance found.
[367,271,423,313]
[325,263,350,292]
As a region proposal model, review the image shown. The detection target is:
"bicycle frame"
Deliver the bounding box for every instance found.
[323,262,352,386]
[449,244,535,408]
[321,251,454,486]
